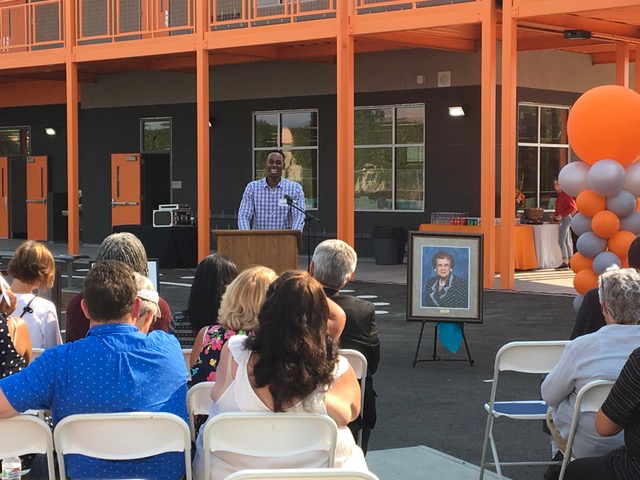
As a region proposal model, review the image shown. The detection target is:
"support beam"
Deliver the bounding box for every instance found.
[65,0,79,254]
[481,0,497,288]
[500,0,517,289]
[196,0,210,260]
[336,0,354,247]
[515,0,640,18]
[616,43,630,87]
[636,55,640,93]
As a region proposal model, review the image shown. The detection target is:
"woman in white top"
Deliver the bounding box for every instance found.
[193,270,367,480]
[8,241,62,348]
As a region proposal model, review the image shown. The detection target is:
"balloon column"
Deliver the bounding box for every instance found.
[559,85,640,310]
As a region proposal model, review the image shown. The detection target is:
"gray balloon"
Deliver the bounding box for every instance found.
[592,251,622,275]
[607,190,637,218]
[621,211,640,235]
[558,161,590,197]
[587,159,626,197]
[571,213,592,236]
[576,232,607,258]
[624,162,640,196]
[573,293,584,313]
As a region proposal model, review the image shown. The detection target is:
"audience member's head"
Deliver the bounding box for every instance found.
[96,233,149,276]
[134,273,160,333]
[8,240,56,290]
[187,254,238,331]
[311,239,357,290]
[247,270,337,412]
[218,266,276,332]
[82,260,137,323]
[598,267,640,325]
[627,235,640,269]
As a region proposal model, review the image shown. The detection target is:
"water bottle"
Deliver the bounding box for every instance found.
[2,456,21,479]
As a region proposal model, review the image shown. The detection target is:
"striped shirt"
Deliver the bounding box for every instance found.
[237,177,305,230]
[601,347,640,480]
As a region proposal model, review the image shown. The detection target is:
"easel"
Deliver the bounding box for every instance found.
[412,321,474,367]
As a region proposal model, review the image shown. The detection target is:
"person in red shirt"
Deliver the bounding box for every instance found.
[554,179,577,270]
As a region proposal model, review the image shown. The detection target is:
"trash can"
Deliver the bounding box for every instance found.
[371,226,404,265]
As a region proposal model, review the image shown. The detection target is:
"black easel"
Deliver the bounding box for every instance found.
[412,321,474,367]
[286,196,319,268]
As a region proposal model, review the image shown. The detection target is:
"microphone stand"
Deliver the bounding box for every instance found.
[286,198,319,268]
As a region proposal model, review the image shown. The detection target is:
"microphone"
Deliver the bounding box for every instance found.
[284,194,295,205]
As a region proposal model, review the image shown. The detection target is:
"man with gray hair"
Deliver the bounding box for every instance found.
[541,267,640,473]
[310,239,380,453]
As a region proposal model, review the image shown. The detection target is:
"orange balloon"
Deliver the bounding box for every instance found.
[574,269,598,295]
[568,85,640,166]
[591,210,620,239]
[576,190,606,217]
[570,253,594,274]
[608,230,637,259]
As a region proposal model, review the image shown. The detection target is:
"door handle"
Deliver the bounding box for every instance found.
[111,201,139,207]
[25,198,46,204]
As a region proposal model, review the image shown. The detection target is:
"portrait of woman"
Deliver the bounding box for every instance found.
[422,250,469,309]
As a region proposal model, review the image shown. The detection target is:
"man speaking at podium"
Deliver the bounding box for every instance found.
[238,149,306,230]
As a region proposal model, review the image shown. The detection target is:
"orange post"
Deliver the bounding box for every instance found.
[616,43,630,87]
[196,0,210,260]
[65,0,79,254]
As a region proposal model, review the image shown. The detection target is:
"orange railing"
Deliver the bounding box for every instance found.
[0,0,64,52]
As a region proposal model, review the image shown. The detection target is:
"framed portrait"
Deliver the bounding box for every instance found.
[407,231,483,323]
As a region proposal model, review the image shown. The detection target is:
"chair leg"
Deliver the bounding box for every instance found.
[480,413,498,480]
[489,430,503,479]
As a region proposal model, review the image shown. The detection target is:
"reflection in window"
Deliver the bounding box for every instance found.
[253,110,318,209]
[517,103,570,209]
[142,119,171,152]
[0,127,30,155]
[355,104,424,211]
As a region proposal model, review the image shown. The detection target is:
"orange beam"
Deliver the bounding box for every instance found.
[500,0,517,289]
[522,14,640,40]
[336,0,354,247]
[73,36,197,62]
[593,51,637,65]
[616,43,630,87]
[481,0,496,288]
[0,50,66,70]
[636,55,640,93]
[196,0,210,260]
[517,35,599,52]
[65,0,79,254]
[360,32,477,52]
[514,0,640,18]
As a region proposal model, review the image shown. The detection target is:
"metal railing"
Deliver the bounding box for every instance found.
[0,0,64,52]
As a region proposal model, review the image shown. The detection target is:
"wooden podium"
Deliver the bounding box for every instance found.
[212,229,301,273]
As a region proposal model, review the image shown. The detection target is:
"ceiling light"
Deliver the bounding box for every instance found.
[45,127,57,136]
[448,106,466,117]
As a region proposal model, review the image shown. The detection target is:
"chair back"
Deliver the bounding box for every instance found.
[53,412,192,480]
[32,347,44,360]
[340,349,368,446]
[225,468,380,479]
[187,381,215,441]
[496,341,569,374]
[182,348,192,379]
[0,414,55,480]
[202,412,338,479]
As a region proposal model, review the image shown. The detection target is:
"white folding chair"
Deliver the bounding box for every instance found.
[187,381,215,441]
[0,414,55,480]
[53,412,192,480]
[225,468,380,479]
[479,340,569,480]
[182,347,192,379]
[558,379,615,480]
[340,349,368,446]
[201,412,339,480]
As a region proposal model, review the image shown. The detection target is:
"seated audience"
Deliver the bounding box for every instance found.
[190,265,276,384]
[0,275,31,375]
[133,273,161,334]
[0,260,188,480]
[8,240,62,348]
[170,254,237,347]
[541,267,640,474]
[193,270,367,480]
[310,239,380,454]
[66,232,172,341]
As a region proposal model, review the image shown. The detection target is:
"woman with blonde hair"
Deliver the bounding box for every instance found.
[8,240,61,348]
[190,265,277,384]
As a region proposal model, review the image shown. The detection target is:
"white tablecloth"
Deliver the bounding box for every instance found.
[531,223,564,269]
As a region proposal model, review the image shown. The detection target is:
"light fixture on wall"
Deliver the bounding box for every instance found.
[563,30,591,40]
[448,106,466,117]
[44,127,57,136]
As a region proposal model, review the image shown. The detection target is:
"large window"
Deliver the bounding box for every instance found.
[141,118,171,152]
[0,127,30,155]
[517,104,570,210]
[253,110,318,209]
[354,104,424,211]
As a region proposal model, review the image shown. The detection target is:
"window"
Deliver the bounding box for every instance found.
[141,118,171,152]
[517,104,570,210]
[0,127,30,155]
[354,104,424,211]
[253,110,318,209]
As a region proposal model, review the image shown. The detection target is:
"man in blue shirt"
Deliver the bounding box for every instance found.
[0,260,188,480]
[238,149,306,230]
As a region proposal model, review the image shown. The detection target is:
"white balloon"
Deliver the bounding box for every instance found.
[571,213,592,236]
[587,159,626,197]
[576,232,608,258]
[624,162,640,197]
[592,251,622,275]
[558,161,590,197]
[607,190,637,218]
[620,211,640,235]
[573,294,584,313]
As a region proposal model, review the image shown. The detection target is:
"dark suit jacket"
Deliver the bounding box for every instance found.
[570,287,605,340]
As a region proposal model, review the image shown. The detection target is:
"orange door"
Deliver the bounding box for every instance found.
[111,153,141,226]
[26,156,48,241]
[0,157,8,238]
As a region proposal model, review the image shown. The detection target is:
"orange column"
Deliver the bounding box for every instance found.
[616,43,630,87]
[65,0,79,254]
[499,0,517,289]
[636,49,640,93]
[336,0,354,246]
[480,0,497,288]
[196,0,210,259]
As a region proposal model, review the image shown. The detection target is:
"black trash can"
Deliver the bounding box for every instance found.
[372,226,404,265]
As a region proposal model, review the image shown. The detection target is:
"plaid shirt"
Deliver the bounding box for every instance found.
[238,177,306,230]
